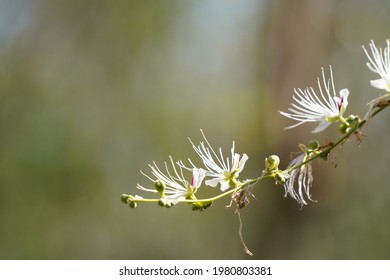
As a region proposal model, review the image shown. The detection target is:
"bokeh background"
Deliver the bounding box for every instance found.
[1,0,390,259]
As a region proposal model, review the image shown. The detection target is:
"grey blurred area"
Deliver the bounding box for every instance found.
[0,0,390,259]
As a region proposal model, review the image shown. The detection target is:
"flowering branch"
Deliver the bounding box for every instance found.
[121,39,390,255]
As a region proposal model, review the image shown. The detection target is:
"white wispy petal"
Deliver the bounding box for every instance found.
[284,153,316,207]
[280,66,349,133]
[362,39,390,92]
[179,130,248,192]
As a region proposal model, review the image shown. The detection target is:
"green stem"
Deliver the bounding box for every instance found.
[126,95,390,207]
[127,174,274,205]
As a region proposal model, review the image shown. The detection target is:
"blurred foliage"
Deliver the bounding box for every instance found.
[0,0,390,259]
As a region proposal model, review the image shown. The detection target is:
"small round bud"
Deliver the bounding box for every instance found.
[158,198,166,207]
[154,180,166,195]
[129,201,137,208]
[308,140,320,150]
[274,173,285,184]
[192,202,212,211]
[339,115,359,134]
[339,123,349,134]
[165,202,174,208]
[265,155,280,171]
[274,171,289,184]
[121,194,129,204]
[345,114,358,124]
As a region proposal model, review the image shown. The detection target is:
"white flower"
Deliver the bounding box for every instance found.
[137,156,206,202]
[362,39,390,92]
[179,130,248,192]
[284,153,315,207]
[280,66,350,133]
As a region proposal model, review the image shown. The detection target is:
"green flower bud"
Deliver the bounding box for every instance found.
[265,155,280,171]
[165,201,174,208]
[158,198,165,207]
[320,152,329,160]
[121,194,129,204]
[338,123,349,134]
[192,202,212,211]
[129,201,137,208]
[274,171,289,184]
[345,114,359,124]
[339,115,359,134]
[154,180,166,195]
[308,140,320,150]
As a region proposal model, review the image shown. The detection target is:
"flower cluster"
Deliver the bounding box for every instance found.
[120,39,390,256]
[129,130,249,210]
[277,39,390,205]
[122,39,390,212]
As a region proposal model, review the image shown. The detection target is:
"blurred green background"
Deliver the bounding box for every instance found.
[1,0,390,259]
